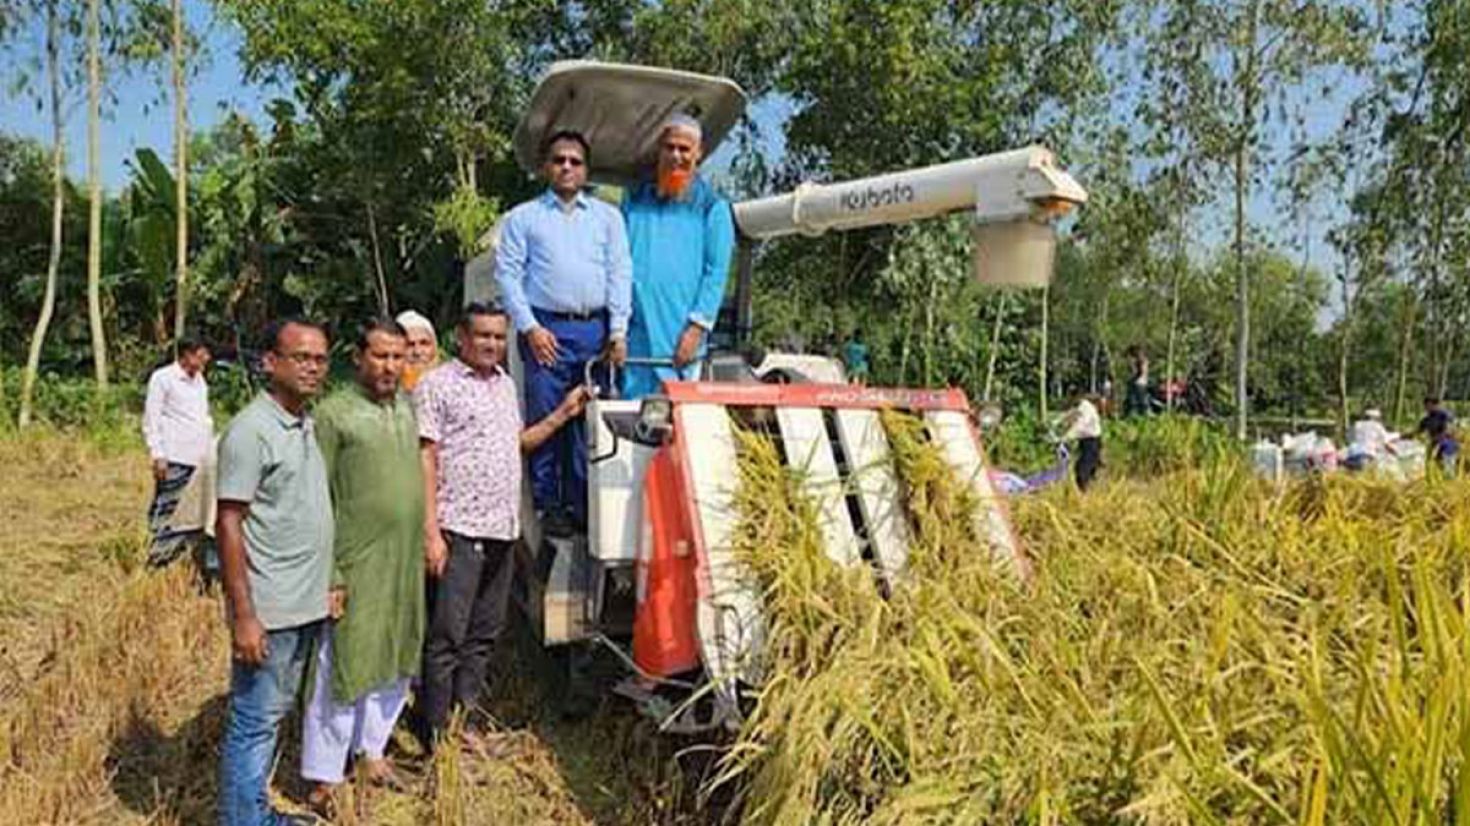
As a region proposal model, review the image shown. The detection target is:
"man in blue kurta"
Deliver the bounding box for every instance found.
[621,114,735,398]
[496,131,632,534]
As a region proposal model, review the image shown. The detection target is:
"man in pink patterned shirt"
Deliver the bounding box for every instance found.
[413,302,587,746]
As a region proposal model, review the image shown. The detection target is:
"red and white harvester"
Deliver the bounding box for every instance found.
[464,62,1087,731]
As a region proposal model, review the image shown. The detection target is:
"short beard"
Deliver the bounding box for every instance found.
[656,167,694,200]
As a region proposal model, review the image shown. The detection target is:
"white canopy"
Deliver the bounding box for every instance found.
[512,61,748,186]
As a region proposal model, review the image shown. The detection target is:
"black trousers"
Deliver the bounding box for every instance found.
[1075,437,1102,491]
[419,532,516,737]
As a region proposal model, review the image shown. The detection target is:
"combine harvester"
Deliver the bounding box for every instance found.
[464,61,1088,731]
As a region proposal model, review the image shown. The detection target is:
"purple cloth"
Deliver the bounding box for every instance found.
[414,359,522,540]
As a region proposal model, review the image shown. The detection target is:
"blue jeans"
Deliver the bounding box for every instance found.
[519,309,609,523]
[218,621,321,826]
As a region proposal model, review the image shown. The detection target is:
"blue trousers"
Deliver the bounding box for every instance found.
[519,309,608,522]
[218,621,321,826]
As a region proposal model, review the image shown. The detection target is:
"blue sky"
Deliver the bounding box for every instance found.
[0,3,277,190]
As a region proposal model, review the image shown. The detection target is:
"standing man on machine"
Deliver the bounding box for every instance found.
[496,130,632,536]
[621,114,735,399]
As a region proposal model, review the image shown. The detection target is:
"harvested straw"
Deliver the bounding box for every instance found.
[0,429,685,825]
[718,411,1470,824]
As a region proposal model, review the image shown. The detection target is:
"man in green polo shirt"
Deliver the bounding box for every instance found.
[215,318,334,826]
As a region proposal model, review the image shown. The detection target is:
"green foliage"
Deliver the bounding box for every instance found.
[0,0,1462,442]
[0,134,81,356]
[1106,414,1239,477]
[432,183,500,260]
[206,357,261,420]
[982,409,1057,476]
[986,412,1240,480]
[0,366,139,439]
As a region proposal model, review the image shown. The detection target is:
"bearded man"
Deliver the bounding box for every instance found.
[620,114,735,398]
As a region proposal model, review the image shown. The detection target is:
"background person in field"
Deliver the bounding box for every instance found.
[1346,407,1394,470]
[842,329,871,385]
[300,319,424,811]
[495,130,631,536]
[1058,390,1104,491]
[1419,396,1459,476]
[396,310,441,391]
[141,337,214,568]
[1124,346,1150,417]
[412,303,589,749]
[621,114,735,398]
[214,319,334,826]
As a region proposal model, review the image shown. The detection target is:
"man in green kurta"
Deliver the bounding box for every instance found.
[300,318,424,803]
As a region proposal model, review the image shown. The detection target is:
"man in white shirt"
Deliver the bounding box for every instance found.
[1345,407,1397,472]
[142,338,214,567]
[1350,408,1392,457]
[1058,391,1104,491]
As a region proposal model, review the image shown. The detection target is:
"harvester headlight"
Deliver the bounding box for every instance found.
[633,395,674,446]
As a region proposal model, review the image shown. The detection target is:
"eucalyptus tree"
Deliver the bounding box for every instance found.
[1338,0,1470,421]
[16,0,73,423]
[168,0,185,339]
[1134,0,1371,438]
[84,0,107,388]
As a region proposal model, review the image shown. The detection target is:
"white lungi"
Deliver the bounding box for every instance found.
[300,633,411,784]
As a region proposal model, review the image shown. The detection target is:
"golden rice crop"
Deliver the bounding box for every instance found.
[717,411,1470,825]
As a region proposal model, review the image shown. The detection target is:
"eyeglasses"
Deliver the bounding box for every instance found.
[276,351,328,367]
[550,155,585,168]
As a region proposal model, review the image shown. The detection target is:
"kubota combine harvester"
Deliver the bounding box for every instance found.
[464,61,1087,732]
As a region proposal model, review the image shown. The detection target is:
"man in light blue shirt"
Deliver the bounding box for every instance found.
[496,130,632,533]
[622,115,735,398]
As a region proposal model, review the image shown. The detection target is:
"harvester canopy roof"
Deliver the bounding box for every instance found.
[512,61,748,186]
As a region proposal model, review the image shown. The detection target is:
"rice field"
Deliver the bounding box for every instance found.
[720,412,1470,824]
[3,419,1467,824]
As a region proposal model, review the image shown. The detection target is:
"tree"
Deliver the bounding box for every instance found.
[218,0,540,321]
[169,0,186,340]
[1135,0,1369,438]
[1325,0,1470,426]
[84,0,107,388]
[743,0,1119,405]
[18,0,70,427]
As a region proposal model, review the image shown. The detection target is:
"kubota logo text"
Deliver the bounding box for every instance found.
[840,183,915,212]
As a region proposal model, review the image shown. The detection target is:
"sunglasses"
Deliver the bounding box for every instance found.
[550,154,585,168]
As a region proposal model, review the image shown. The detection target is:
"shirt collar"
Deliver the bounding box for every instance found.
[451,357,507,381]
[261,391,308,430]
[168,361,200,383]
[541,189,589,212]
[350,380,404,409]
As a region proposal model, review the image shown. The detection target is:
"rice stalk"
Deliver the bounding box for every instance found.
[717,410,1470,824]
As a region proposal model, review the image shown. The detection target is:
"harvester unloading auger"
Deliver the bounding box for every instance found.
[464,61,1087,732]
